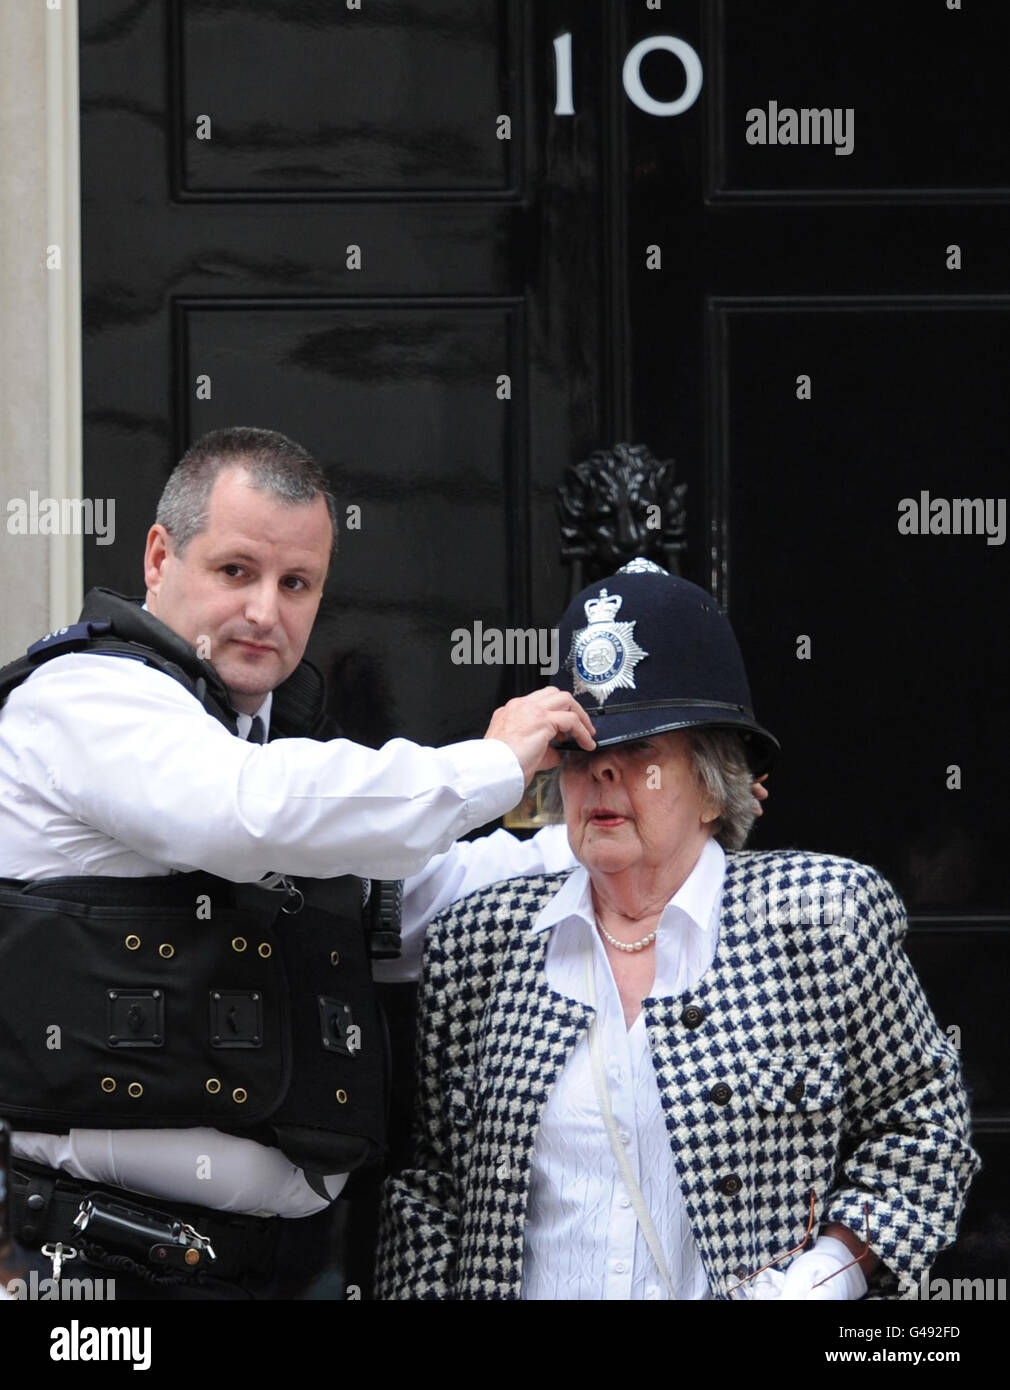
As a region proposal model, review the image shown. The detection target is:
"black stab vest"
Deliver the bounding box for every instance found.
[0,590,398,1175]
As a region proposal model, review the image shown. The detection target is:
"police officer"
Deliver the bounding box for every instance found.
[0,427,591,1298]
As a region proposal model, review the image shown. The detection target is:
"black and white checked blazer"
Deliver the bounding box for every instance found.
[375,849,980,1301]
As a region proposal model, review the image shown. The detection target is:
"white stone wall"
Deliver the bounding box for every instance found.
[0,0,81,662]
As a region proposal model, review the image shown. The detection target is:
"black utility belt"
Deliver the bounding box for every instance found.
[11,1160,279,1283]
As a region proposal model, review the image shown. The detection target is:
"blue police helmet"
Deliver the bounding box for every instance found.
[552,558,779,774]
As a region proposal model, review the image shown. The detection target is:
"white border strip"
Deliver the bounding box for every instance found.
[45,0,83,629]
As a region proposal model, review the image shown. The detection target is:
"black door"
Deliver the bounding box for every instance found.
[80,0,1007,1292]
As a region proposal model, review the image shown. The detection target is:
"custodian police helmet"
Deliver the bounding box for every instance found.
[552,558,779,774]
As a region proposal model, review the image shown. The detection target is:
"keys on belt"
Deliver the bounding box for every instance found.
[73,1196,216,1272]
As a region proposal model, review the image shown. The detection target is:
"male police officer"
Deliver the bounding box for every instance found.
[0,427,589,1297]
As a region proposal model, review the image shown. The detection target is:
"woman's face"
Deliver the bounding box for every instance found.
[560,729,719,882]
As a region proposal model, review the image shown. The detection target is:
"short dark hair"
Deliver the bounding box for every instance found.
[156,427,338,560]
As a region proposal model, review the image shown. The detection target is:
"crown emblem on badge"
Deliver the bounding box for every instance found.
[584,590,623,625]
[568,587,648,704]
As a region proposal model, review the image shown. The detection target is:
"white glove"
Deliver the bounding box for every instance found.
[737,1267,786,1300]
[777,1236,868,1301]
[733,1237,868,1301]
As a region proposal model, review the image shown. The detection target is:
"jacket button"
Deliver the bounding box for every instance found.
[681,1005,704,1028]
[710,1082,732,1105]
[717,1173,743,1196]
[785,1078,805,1103]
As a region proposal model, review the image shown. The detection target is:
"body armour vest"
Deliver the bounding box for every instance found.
[0,589,401,1176]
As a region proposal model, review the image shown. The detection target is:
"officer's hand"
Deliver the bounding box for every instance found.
[484,688,595,784]
[752,773,769,817]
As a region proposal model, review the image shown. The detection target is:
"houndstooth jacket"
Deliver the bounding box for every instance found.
[375,849,980,1300]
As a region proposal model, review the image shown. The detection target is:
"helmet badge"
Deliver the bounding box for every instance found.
[569,589,649,705]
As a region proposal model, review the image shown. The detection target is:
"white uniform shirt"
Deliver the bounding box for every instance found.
[0,651,575,1215]
[521,838,725,1300]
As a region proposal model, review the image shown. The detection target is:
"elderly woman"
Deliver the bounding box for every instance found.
[376,562,979,1301]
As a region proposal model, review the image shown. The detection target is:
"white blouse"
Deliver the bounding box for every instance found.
[521,838,726,1300]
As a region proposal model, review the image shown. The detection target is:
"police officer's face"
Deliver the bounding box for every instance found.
[144,466,333,713]
[560,730,719,889]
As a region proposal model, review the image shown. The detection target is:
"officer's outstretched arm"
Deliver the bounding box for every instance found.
[23,657,597,882]
[19,654,531,881]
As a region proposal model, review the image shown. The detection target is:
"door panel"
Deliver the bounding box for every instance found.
[174,0,518,196]
[709,0,1010,200]
[713,299,1009,911]
[179,296,525,744]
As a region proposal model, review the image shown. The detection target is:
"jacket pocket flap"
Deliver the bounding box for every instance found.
[749,1051,843,1113]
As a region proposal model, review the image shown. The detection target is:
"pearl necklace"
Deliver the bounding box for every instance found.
[598,922,658,953]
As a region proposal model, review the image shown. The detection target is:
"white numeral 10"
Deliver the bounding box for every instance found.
[553,32,704,117]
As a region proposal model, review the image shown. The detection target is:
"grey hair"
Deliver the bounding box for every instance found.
[543,726,759,851]
[684,728,759,851]
[155,427,339,561]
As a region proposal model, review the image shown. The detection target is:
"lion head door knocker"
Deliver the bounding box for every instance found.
[556,441,687,597]
[505,443,688,830]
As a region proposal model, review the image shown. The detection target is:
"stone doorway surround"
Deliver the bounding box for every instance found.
[0,0,82,659]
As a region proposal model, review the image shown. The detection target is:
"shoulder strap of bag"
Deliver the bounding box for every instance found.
[583,945,678,1299]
